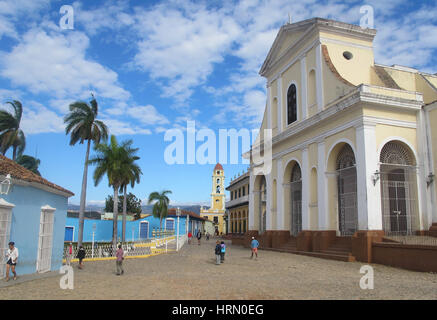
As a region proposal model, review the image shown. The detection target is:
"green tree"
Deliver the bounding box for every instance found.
[16,154,41,176]
[89,135,140,249]
[0,100,25,160]
[148,190,172,231]
[64,94,108,247]
[104,193,142,216]
[120,149,142,242]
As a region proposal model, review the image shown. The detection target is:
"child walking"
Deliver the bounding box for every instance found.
[220,241,226,263]
[214,241,221,265]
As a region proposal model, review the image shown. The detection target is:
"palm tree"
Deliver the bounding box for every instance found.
[64,95,108,247]
[89,135,140,250]
[148,190,172,232]
[0,100,25,160]
[120,144,142,243]
[16,154,41,176]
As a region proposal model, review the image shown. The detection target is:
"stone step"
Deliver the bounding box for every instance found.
[323,249,352,256]
[268,248,298,254]
[299,251,356,262]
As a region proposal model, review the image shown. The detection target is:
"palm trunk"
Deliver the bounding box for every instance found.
[122,185,127,243]
[12,146,17,161]
[77,139,91,247]
[112,186,119,253]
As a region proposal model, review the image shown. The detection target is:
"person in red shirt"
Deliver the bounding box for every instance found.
[66,242,73,266]
[188,231,192,244]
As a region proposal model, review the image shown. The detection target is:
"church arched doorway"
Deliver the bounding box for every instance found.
[336,144,358,236]
[290,164,302,236]
[380,141,418,235]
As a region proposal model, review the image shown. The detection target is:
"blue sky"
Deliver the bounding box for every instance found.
[0,0,436,207]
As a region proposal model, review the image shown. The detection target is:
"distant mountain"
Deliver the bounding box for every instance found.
[141,205,202,215]
[69,203,203,215]
[68,204,104,212]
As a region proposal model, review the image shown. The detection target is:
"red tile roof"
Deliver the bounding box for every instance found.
[0,155,74,196]
[167,208,207,221]
[214,163,223,171]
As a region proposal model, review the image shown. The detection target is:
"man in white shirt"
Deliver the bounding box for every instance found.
[5,241,18,281]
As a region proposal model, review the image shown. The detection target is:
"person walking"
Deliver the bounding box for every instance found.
[66,242,73,266]
[115,244,124,275]
[197,230,202,245]
[214,241,221,265]
[220,241,226,263]
[206,232,210,241]
[5,242,18,281]
[250,237,259,259]
[188,231,192,245]
[76,245,85,269]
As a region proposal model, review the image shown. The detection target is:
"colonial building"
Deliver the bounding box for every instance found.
[246,18,437,263]
[0,155,74,277]
[200,163,226,235]
[225,170,249,234]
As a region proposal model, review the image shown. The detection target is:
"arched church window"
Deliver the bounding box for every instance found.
[216,185,221,193]
[217,178,220,184]
[287,84,297,125]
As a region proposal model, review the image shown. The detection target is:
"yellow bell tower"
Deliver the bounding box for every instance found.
[211,164,225,210]
[200,163,227,235]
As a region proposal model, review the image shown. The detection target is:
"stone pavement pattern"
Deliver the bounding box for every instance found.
[0,240,436,299]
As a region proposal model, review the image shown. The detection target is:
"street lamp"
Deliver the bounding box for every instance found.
[91,223,96,258]
[0,174,12,195]
[176,207,181,251]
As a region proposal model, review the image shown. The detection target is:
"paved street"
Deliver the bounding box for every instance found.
[0,239,436,299]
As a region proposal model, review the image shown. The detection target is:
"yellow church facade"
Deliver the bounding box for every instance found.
[200,163,227,235]
[246,18,437,262]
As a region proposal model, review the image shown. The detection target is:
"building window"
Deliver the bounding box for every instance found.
[238,188,241,197]
[213,216,219,224]
[287,84,297,125]
[216,185,221,193]
[231,192,233,200]
[242,186,245,196]
[248,184,249,194]
[217,171,220,175]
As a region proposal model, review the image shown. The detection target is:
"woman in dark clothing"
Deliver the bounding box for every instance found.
[197,231,202,245]
[76,246,85,269]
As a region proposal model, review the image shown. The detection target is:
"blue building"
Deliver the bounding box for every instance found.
[0,155,74,278]
[64,208,206,243]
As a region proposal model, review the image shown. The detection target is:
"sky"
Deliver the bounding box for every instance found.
[0,0,436,207]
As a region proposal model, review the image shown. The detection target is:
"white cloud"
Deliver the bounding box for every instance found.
[132,2,241,103]
[125,105,169,126]
[72,0,134,36]
[102,118,152,136]
[0,26,130,102]
[20,101,65,134]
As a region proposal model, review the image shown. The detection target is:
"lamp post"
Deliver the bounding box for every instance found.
[0,174,12,195]
[176,207,181,251]
[91,223,96,258]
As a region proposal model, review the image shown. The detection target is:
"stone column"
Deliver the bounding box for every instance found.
[300,56,308,120]
[356,124,382,230]
[249,170,255,230]
[277,76,283,133]
[276,159,284,230]
[317,141,328,229]
[315,43,325,112]
[301,147,310,230]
